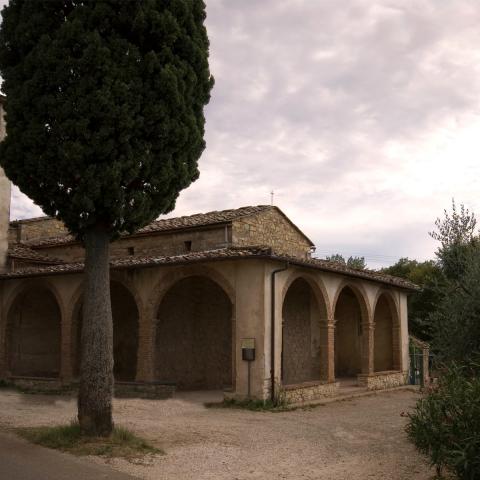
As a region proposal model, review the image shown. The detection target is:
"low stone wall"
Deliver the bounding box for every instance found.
[9,376,70,394]
[8,377,176,399]
[114,381,175,399]
[282,380,339,404]
[357,371,407,390]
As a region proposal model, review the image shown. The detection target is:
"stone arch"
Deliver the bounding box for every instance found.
[72,280,140,381]
[5,281,63,378]
[155,273,234,390]
[4,279,66,325]
[373,290,401,372]
[281,273,329,385]
[332,281,371,323]
[281,271,331,320]
[333,282,370,378]
[150,265,235,315]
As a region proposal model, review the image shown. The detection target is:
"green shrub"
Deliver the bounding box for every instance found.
[406,362,480,479]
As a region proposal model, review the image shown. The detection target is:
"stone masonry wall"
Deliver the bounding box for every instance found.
[9,207,312,263]
[33,226,229,263]
[9,218,68,243]
[110,227,228,259]
[283,381,339,404]
[357,371,407,390]
[232,208,312,259]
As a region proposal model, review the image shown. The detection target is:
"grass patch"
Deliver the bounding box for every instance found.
[16,421,162,459]
[205,398,293,412]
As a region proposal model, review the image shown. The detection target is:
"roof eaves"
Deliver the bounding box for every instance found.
[0,246,418,291]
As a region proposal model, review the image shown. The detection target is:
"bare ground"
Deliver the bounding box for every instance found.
[0,388,433,480]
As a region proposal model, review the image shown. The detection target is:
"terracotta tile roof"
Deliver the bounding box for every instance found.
[7,244,65,264]
[138,205,273,233]
[23,205,276,248]
[0,246,418,291]
[23,234,75,248]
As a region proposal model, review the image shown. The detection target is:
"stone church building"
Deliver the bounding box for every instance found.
[0,95,416,402]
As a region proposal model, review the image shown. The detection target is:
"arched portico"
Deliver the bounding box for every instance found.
[281,276,329,385]
[155,275,234,390]
[73,281,139,381]
[373,291,401,372]
[6,286,62,378]
[333,284,369,378]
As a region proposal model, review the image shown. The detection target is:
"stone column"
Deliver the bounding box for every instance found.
[0,96,11,274]
[135,306,156,382]
[320,318,335,382]
[361,321,375,374]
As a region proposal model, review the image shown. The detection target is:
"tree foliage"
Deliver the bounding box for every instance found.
[407,202,480,479]
[429,200,478,282]
[407,361,480,480]
[424,200,480,363]
[381,258,442,340]
[325,253,367,270]
[0,0,213,436]
[0,0,214,238]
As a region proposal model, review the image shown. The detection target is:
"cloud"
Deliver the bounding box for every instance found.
[4,0,480,267]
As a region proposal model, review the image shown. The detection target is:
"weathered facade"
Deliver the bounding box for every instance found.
[0,95,417,402]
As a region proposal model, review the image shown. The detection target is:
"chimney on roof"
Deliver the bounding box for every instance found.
[0,95,11,273]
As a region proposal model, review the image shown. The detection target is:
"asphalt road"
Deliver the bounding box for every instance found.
[0,431,138,480]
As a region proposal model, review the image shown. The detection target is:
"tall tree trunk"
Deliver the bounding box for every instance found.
[78,227,113,436]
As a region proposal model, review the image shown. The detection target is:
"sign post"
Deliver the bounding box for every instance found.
[241,338,255,398]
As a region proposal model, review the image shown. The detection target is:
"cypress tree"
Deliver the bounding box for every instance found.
[0,0,213,435]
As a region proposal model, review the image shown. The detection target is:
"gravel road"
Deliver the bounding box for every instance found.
[0,389,433,480]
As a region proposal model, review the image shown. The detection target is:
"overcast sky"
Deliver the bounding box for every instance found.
[2,0,480,268]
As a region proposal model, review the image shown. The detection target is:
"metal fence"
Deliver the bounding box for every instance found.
[409,338,431,387]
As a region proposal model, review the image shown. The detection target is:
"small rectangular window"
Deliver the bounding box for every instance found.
[128,247,135,256]
[184,241,192,252]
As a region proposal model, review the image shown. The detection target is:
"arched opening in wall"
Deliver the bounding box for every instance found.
[374,294,395,372]
[155,276,233,390]
[74,282,139,381]
[334,286,363,378]
[7,287,61,378]
[282,278,324,385]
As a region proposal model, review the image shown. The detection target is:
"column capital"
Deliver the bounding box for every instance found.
[361,321,375,329]
[320,317,335,328]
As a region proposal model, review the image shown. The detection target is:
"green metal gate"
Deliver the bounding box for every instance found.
[409,344,424,386]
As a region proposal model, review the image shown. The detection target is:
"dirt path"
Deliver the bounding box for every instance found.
[0,389,433,480]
